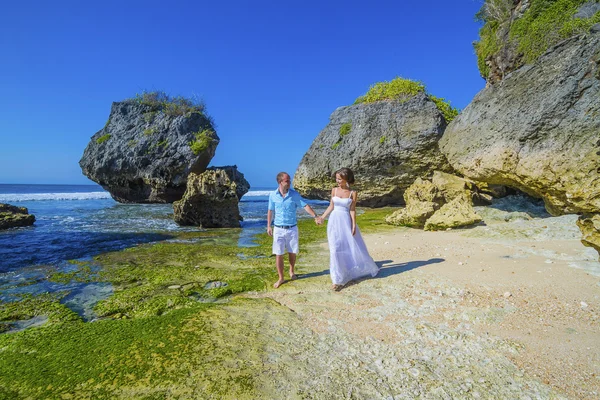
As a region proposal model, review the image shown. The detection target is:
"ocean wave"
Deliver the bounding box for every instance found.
[0,192,112,202]
[242,190,271,197]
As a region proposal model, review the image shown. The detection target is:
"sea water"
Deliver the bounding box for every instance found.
[0,184,327,313]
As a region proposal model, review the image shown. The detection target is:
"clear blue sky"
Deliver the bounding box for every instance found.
[0,0,485,188]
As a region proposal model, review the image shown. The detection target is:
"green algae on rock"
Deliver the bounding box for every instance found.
[0,208,401,398]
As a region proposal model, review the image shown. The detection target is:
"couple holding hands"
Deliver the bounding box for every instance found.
[267,168,379,290]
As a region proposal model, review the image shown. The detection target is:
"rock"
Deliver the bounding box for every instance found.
[503,212,532,222]
[80,99,219,203]
[431,171,493,206]
[479,0,529,84]
[576,213,600,260]
[0,203,35,230]
[386,173,483,229]
[503,292,512,299]
[204,281,228,289]
[424,194,483,231]
[294,92,454,207]
[385,178,442,227]
[173,166,250,228]
[574,1,600,19]
[440,32,600,216]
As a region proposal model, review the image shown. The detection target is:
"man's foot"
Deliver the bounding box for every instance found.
[290,274,298,280]
[273,279,284,289]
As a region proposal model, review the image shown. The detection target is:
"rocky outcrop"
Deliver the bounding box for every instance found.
[386,172,483,230]
[0,203,35,230]
[577,214,600,259]
[440,31,600,217]
[477,1,600,84]
[479,0,529,84]
[294,93,454,207]
[80,101,219,203]
[423,194,483,231]
[173,166,250,228]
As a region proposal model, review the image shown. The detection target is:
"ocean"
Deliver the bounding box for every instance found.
[0,184,328,303]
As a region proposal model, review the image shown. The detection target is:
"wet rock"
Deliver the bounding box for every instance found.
[0,203,35,230]
[204,281,228,289]
[173,166,250,228]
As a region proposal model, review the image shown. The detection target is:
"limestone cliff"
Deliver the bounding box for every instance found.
[441,31,600,216]
[80,97,219,203]
[294,93,454,207]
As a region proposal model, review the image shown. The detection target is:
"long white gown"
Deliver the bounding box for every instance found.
[327,195,379,285]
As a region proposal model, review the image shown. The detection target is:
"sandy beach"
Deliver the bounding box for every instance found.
[252,206,600,399]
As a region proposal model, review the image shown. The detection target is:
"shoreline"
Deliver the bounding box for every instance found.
[1,204,599,398]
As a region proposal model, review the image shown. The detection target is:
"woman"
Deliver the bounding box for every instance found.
[317,167,379,290]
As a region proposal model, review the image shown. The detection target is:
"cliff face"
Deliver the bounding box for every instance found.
[79,101,219,203]
[441,31,600,216]
[475,0,600,84]
[294,93,454,207]
[442,29,600,258]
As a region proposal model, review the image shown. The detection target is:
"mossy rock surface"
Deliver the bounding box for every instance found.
[0,203,35,230]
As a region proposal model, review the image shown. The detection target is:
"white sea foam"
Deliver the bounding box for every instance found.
[242,190,271,197]
[0,192,112,202]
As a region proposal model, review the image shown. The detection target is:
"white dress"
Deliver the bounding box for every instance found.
[327,193,379,285]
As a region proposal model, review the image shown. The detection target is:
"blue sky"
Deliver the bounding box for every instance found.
[0,0,485,188]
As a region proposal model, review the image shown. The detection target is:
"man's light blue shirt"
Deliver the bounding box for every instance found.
[268,188,307,226]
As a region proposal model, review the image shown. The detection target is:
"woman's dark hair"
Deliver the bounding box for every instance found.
[334,167,355,184]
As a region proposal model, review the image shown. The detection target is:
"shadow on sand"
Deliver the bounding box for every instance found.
[374,258,445,279]
[294,258,445,291]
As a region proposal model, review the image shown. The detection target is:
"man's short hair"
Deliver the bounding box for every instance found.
[276,172,289,183]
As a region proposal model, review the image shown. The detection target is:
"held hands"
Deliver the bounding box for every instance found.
[315,216,324,225]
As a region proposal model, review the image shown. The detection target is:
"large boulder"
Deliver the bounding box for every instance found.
[385,178,443,227]
[294,92,454,207]
[173,166,250,228]
[0,203,35,230]
[385,172,483,229]
[440,31,600,217]
[80,99,219,203]
[423,194,483,231]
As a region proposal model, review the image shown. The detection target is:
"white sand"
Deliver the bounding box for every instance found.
[257,207,600,399]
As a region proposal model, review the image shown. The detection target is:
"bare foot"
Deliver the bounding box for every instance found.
[273,280,284,289]
[290,273,297,280]
[332,284,343,292]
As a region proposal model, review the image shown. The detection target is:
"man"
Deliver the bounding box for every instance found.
[267,172,320,288]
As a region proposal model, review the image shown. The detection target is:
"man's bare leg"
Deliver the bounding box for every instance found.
[274,254,285,288]
[288,253,297,280]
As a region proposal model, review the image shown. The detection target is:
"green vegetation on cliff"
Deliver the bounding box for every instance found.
[96,134,111,144]
[354,77,459,123]
[189,129,216,155]
[131,90,215,123]
[475,0,600,78]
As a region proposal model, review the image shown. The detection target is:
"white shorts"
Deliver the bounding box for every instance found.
[272,226,299,255]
